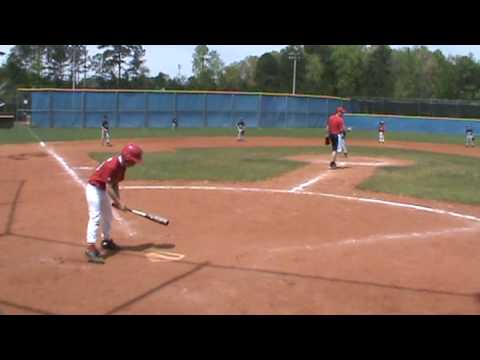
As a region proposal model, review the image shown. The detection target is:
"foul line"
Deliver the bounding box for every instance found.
[289,172,331,192]
[121,185,480,224]
[26,128,136,237]
[268,226,477,252]
[288,159,406,192]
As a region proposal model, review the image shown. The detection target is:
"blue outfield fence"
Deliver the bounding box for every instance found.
[344,114,480,135]
[23,89,347,129]
[19,89,480,134]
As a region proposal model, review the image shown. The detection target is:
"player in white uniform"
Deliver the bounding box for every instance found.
[378,121,386,143]
[465,125,475,147]
[101,116,112,146]
[236,119,246,141]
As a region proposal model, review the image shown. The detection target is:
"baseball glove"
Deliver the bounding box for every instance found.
[325,136,330,145]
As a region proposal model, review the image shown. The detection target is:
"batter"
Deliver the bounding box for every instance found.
[84,143,143,264]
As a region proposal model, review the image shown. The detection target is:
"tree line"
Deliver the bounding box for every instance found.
[1,45,480,108]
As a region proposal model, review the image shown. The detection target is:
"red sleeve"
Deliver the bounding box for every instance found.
[327,115,335,129]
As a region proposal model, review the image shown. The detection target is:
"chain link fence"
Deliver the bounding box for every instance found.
[14,89,480,129]
[350,97,480,119]
[17,89,347,128]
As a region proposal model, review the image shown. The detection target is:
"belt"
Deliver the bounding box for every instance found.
[88,181,106,190]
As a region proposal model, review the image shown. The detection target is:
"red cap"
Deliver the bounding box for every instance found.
[336,107,346,114]
[121,143,143,164]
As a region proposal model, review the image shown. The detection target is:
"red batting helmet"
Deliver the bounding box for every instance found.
[336,107,346,114]
[121,143,143,164]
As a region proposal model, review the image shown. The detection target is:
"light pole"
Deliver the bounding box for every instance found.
[72,47,76,90]
[288,53,299,95]
[83,46,88,87]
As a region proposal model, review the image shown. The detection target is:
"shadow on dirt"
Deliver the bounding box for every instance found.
[103,242,176,259]
[6,153,48,161]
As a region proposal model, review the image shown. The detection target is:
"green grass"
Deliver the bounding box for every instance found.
[4,124,479,204]
[90,146,480,205]
[347,130,468,145]
[90,147,323,182]
[0,125,43,144]
[0,124,471,145]
[353,147,480,204]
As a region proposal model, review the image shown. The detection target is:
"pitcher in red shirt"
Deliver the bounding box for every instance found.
[326,107,346,169]
[84,143,143,264]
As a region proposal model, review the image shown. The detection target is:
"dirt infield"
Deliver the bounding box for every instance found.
[1,136,480,314]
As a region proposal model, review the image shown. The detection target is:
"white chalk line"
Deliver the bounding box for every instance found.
[120,185,480,224]
[72,166,94,170]
[287,159,401,192]
[268,226,478,253]
[289,172,331,192]
[283,157,401,193]
[27,128,136,237]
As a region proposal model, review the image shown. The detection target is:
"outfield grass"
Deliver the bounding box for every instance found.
[0,124,470,145]
[4,124,479,204]
[90,147,322,182]
[353,147,480,204]
[90,146,480,205]
[347,130,468,145]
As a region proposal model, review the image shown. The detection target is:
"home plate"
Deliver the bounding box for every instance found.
[145,250,185,263]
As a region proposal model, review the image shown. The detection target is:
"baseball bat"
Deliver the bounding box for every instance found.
[126,207,169,226]
[113,203,169,225]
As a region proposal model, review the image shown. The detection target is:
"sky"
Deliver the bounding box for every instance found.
[1,45,480,78]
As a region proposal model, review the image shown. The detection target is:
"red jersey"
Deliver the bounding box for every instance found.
[378,124,385,132]
[327,114,345,135]
[88,155,126,190]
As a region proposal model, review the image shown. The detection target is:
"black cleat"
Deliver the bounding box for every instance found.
[101,239,120,251]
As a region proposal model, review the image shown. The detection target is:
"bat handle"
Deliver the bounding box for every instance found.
[112,203,129,212]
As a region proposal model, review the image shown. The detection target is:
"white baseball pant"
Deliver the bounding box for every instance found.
[101,129,111,144]
[379,132,385,143]
[466,134,474,146]
[85,183,112,244]
[338,134,347,153]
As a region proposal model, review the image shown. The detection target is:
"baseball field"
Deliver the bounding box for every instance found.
[1,125,480,314]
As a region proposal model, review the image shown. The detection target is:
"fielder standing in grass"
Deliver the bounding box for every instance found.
[101,115,112,146]
[378,121,386,143]
[171,117,178,130]
[236,119,246,141]
[465,125,475,147]
[84,143,143,264]
[326,107,346,169]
